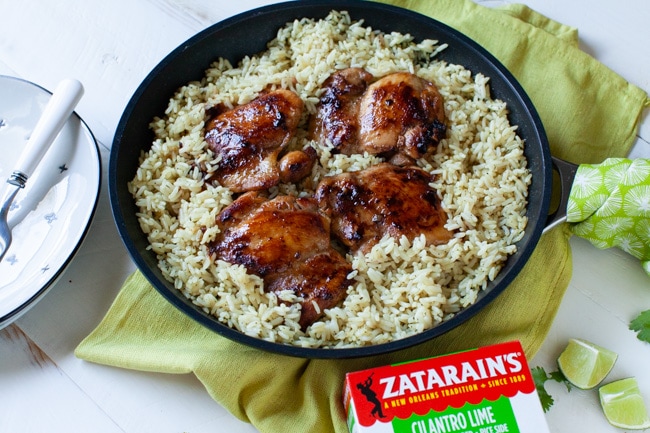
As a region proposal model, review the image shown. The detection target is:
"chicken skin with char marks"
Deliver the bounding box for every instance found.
[359,72,446,161]
[310,68,447,165]
[208,191,353,330]
[315,163,454,255]
[309,67,374,155]
[205,89,313,192]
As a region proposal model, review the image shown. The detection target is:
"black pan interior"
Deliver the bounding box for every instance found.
[109,0,552,358]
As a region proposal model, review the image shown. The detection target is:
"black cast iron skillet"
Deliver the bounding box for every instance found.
[109,0,564,358]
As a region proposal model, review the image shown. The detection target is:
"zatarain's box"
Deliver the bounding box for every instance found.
[343,341,550,433]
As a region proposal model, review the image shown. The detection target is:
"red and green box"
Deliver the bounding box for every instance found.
[344,340,550,433]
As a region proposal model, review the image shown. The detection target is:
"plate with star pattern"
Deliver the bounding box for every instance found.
[0,75,101,327]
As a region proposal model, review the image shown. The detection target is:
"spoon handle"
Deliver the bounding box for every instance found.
[9,79,84,186]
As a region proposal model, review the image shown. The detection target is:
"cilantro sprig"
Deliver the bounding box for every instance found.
[630,309,650,343]
[532,366,573,412]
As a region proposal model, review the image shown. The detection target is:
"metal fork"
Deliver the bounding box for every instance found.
[0,79,84,263]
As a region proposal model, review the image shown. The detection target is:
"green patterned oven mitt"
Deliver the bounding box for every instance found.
[568,158,650,275]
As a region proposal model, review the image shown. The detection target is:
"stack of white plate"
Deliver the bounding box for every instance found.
[0,75,101,327]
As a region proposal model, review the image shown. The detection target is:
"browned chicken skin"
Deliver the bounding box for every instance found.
[205,89,312,192]
[310,69,446,164]
[309,67,374,155]
[359,72,446,161]
[209,191,353,329]
[315,163,454,254]
[278,146,318,184]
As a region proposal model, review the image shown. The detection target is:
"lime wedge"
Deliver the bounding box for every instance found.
[557,338,617,389]
[599,377,650,430]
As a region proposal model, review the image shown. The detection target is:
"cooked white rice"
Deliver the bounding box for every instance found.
[129,11,531,348]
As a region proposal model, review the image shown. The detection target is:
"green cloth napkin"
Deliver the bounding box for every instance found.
[76,2,649,433]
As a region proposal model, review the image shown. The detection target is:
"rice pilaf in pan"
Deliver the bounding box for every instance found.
[129,11,531,348]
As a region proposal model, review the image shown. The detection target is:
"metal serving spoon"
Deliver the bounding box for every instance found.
[0,79,84,263]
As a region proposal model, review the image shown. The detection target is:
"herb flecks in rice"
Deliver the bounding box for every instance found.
[129,11,531,348]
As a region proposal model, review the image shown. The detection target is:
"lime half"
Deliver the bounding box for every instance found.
[599,377,650,430]
[557,338,617,389]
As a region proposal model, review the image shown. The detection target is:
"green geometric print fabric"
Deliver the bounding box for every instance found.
[567,158,650,276]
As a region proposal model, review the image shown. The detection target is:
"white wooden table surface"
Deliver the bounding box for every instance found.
[1,1,649,432]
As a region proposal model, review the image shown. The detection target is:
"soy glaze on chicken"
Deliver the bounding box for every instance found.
[208,191,353,330]
[204,89,315,192]
[310,68,447,166]
[315,163,454,255]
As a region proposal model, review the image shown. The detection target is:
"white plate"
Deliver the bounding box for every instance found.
[0,75,100,327]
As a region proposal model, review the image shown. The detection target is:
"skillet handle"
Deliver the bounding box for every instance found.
[543,156,579,234]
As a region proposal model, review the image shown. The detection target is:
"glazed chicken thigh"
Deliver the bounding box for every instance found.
[209,191,353,329]
[309,67,374,155]
[205,89,309,192]
[315,163,454,254]
[358,72,447,162]
[310,68,447,164]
